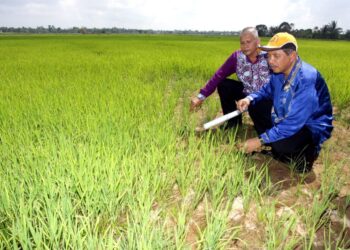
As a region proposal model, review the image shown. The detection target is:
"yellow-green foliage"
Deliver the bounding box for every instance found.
[0,34,349,249]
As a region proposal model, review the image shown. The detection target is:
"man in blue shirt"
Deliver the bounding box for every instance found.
[237,32,333,173]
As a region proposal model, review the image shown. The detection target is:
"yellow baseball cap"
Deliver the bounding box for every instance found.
[259,32,298,51]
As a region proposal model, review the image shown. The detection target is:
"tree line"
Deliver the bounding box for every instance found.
[0,26,239,36]
[1,21,349,40]
[256,21,350,40]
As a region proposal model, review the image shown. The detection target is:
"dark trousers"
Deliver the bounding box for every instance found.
[217,78,317,172]
[267,127,318,173]
[251,101,318,173]
[217,78,272,134]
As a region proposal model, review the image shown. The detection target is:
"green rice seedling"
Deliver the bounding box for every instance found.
[0,34,349,248]
[260,201,302,249]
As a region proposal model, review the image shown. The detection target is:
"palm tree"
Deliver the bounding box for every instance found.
[327,20,342,39]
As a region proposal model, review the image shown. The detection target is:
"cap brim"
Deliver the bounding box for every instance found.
[258,45,283,51]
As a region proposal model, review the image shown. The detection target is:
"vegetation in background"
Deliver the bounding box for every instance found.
[1,20,350,40]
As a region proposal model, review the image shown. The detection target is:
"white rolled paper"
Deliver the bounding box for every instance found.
[203,110,243,130]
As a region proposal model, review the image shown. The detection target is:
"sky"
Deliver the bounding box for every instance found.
[0,0,349,32]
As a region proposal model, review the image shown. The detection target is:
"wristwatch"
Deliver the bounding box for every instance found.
[197,93,206,101]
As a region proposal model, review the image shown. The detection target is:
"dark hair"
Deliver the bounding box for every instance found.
[281,43,297,55]
[282,43,296,50]
[283,49,295,55]
[282,43,296,55]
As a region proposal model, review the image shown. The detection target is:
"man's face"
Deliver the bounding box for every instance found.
[240,33,259,57]
[267,49,296,75]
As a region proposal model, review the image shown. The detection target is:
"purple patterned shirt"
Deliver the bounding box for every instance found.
[200,50,271,97]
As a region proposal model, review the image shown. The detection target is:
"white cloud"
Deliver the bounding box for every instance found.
[59,0,76,7]
[0,0,349,31]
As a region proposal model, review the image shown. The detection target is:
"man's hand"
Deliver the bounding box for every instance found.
[238,137,262,153]
[190,96,203,112]
[236,98,251,112]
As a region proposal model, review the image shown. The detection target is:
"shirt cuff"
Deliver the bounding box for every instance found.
[260,132,270,144]
[246,95,254,102]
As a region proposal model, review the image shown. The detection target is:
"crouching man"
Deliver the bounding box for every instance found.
[237,32,333,173]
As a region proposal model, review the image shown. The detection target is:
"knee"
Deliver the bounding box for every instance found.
[270,142,293,155]
[217,79,231,94]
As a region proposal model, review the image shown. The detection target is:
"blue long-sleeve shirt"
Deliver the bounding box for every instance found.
[248,58,333,152]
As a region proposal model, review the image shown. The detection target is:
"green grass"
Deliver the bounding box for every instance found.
[0,34,349,249]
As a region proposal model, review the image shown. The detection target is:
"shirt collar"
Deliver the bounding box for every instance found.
[284,57,301,89]
[244,51,264,64]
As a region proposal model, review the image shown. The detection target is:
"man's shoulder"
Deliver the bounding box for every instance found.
[295,60,319,86]
[300,61,318,78]
[235,50,244,58]
[227,50,240,61]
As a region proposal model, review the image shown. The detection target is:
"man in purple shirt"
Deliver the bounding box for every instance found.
[190,27,271,131]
